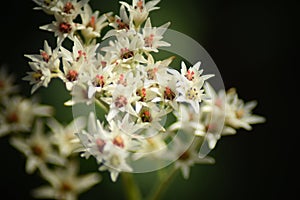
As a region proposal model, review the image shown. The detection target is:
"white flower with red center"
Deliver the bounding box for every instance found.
[224,88,265,131]
[60,36,98,65]
[47,116,87,157]
[40,13,85,44]
[151,76,179,110]
[25,40,60,73]
[136,103,168,137]
[86,63,114,99]
[142,18,170,52]
[169,61,214,113]
[80,4,111,41]
[23,62,52,94]
[33,161,101,200]
[102,34,146,64]
[139,55,173,87]
[104,5,134,40]
[51,0,89,20]
[76,112,109,161]
[10,120,65,174]
[62,58,81,90]
[165,138,214,179]
[0,66,18,100]
[0,96,53,137]
[120,0,161,27]
[106,84,138,121]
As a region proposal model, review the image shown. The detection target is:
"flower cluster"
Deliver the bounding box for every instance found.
[0,0,266,199]
[21,0,266,183]
[0,65,101,199]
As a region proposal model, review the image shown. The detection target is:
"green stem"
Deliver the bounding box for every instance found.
[147,167,178,200]
[95,99,109,113]
[121,172,142,200]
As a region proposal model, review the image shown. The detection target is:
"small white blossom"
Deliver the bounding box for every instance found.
[33,161,101,200]
[120,0,161,27]
[0,96,53,137]
[0,66,18,100]
[47,117,86,157]
[10,120,65,174]
[23,62,52,94]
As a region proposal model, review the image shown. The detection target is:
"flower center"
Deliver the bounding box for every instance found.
[87,16,96,30]
[110,154,121,167]
[117,74,127,86]
[185,70,195,81]
[59,22,72,33]
[96,138,106,153]
[137,88,147,101]
[164,87,175,100]
[134,0,144,12]
[113,135,125,148]
[63,2,75,14]
[147,67,158,80]
[144,34,154,47]
[76,50,87,62]
[6,112,19,123]
[94,75,105,87]
[40,51,51,63]
[115,95,128,108]
[141,109,152,122]
[31,144,44,157]
[116,19,129,30]
[32,70,43,81]
[60,182,73,192]
[186,87,198,100]
[235,109,244,119]
[66,70,78,82]
[120,48,134,60]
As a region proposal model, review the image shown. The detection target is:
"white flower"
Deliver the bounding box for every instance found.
[170,61,214,113]
[40,13,85,44]
[33,161,101,200]
[10,120,65,174]
[0,96,53,137]
[98,145,132,182]
[47,116,86,157]
[25,40,60,73]
[166,138,214,179]
[0,66,18,100]
[23,62,52,94]
[80,4,110,40]
[101,34,146,64]
[225,88,265,131]
[142,18,170,52]
[106,84,138,121]
[120,0,161,27]
[51,0,89,20]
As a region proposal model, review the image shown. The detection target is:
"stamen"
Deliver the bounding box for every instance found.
[59,22,72,33]
[113,135,125,148]
[66,70,78,82]
[63,2,75,14]
[164,87,175,100]
[115,95,128,108]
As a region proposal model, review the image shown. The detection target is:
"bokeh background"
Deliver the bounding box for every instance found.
[0,0,296,199]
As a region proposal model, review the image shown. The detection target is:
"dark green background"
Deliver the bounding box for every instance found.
[0,0,296,199]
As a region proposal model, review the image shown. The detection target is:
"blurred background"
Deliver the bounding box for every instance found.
[0,0,296,199]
